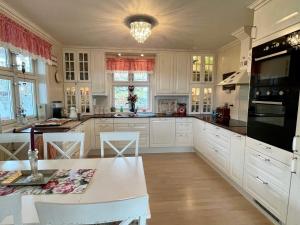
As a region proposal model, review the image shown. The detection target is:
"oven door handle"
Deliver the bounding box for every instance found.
[254,50,288,61]
[252,100,283,105]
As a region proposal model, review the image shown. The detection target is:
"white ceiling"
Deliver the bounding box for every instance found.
[4,0,255,50]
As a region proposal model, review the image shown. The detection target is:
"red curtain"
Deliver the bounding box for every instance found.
[106,58,155,72]
[0,14,52,61]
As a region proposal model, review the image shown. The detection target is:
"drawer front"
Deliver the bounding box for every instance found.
[206,124,231,138]
[207,132,230,151]
[175,132,193,146]
[246,147,291,191]
[95,134,149,149]
[114,123,149,134]
[176,122,192,133]
[206,144,229,173]
[244,171,289,222]
[114,118,149,124]
[95,124,114,134]
[246,137,292,166]
[175,118,193,123]
[150,118,175,122]
[94,118,114,124]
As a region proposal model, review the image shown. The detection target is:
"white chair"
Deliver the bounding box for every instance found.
[35,195,148,225]
[0,192,22,225]
[100,132,139,158]
[0,133,30,160]
[43,132,85,159]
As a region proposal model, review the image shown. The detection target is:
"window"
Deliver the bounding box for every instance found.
[112,72,150,111]
[18,80,36,117]
[0,47,9,68]
[37,60,46,75]
[16,54,33,73]
[0,77,14,121]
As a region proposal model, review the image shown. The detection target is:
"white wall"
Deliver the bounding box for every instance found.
[215,40,249,121]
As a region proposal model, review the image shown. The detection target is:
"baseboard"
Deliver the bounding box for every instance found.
[194,150,282,225]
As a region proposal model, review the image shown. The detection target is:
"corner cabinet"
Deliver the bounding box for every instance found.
[63,50,91,83]
[155,53,190,95]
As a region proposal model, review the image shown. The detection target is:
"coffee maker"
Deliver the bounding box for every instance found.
[52,101,63,118]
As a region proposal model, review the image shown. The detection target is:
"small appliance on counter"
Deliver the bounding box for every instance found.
[177,103,187,116]
[215,104,230,125]
[52,101,63,118]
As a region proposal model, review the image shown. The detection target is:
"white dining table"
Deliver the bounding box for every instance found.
[0,156,150,225]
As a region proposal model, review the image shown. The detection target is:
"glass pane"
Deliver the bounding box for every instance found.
[18,81,36,117]
[192,56,201,82]
[114,86,128,109]
[0,47,9,67]
[205,56,214,65]
[135,86,149,111]
[133,72,148,82]
[113,72,129,82]
[79,53,83,61]
[16,54,33,73]
[0,78,14,120]
[37,60,46,75]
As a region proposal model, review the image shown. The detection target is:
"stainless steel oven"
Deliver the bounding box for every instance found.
[247,30,300,152]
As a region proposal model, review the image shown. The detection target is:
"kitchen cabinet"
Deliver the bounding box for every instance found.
[64,83,93,115]
[90,50,107,95]
[175,118,193,147]
[150,118,175,147]
[287,156,300,225]
[230,134,246,187]
[63,49,91,82]
[191,55,214,83]
[94,118,114,149]
[249,0,300,46]
[156,53,191,95]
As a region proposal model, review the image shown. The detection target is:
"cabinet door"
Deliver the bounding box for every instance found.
[230,134,246,187]
[287,158,300,225]
[150,118,175,147]
[63,51,76,82]
[190,85,201,114]
[174,53,190,94]
[156,53,174,94]
[77,51,90,82]
[90,50,106,95]
[64,83,77,112]
[77,83,92,115]
[202,86,213,114]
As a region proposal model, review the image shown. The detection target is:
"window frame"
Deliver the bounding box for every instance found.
[0,75,16,124]
[111,72,151,112]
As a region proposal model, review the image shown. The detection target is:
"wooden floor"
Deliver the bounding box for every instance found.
[142,153,273,225]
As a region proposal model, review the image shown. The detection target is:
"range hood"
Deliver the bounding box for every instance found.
[217,69,249,86]
[218,26,252,86]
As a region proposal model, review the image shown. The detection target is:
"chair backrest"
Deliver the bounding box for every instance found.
[0,133,30,160]
[35,195,148,225]
[0,192,22,225]
[100,132,139,158]
[43,132,85,159]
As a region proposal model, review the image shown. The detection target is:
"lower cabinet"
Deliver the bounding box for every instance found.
[150,118,175,147]
[94,118,114,149]
[175,118,193,147]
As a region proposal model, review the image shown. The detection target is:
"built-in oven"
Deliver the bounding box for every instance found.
[247,30,300,152]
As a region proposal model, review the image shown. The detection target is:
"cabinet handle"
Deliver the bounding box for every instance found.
[235,135,242,138]
[255,176,268,185]
[293,135,300,153]
[291,157,298,174]
[257,154,270,162]
[215,134,220,138]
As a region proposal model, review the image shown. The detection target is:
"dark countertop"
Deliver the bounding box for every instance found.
[16,113,247,136]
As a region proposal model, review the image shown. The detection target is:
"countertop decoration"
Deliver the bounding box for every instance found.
[128,85,138,113]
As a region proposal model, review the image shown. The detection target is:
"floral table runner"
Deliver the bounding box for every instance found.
[0,169,96,196]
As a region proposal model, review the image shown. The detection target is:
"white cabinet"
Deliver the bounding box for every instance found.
[230,134,246,187]
[150,118,175,147]
[94,118,114,149]
[287,157,300,225]
[63,50,91,82]
[64,83,93,115]
[173,53,190,94]
[90,50,106,95]
[175,118,193,147]
[250,0,300,45]
[156,53,191,95]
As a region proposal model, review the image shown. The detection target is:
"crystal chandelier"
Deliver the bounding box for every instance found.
[125,15,157,44]
[287,31,300,49]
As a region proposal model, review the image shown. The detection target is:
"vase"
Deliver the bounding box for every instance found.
[27,149,44,182]
[129,102,135,113]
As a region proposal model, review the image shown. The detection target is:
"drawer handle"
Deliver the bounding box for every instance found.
[256,176,268,185]
[257,154,270,162]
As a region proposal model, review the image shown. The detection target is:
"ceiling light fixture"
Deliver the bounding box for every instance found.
[125,15,158,44]
[287,31,300,49]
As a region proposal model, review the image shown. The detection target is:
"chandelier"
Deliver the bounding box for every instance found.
[125,15,158,44]
[287,31,300,49]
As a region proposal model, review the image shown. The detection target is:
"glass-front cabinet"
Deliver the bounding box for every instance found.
[190,55,214,114]
[63,50,90,82]
[64,83,92,115]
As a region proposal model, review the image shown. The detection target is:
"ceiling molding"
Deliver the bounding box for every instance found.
[217,39,240,52]
[231,26,251,40]
[248,0,272,11]
[0,0,61,46]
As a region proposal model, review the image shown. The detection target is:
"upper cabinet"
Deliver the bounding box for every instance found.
[192,55,214,83]
[90,50,106,95]
[63,49,91,82]
[249,0,300,45]
[156,53,191,95]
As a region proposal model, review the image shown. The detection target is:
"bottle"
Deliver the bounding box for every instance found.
[120,106,124,112]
